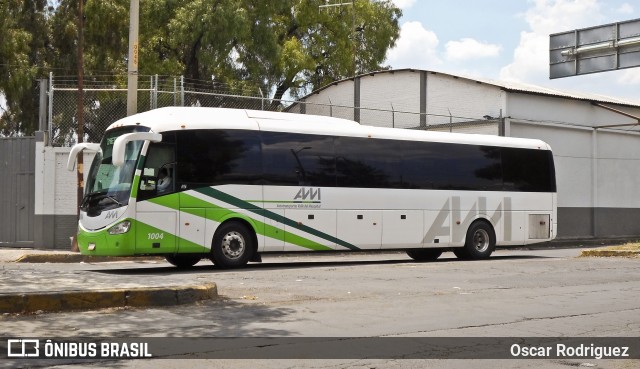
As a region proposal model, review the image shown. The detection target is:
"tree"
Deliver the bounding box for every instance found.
[0,0,401,135]
[241,0,402,103]
[165,0,401,105]
[0,0,51,136]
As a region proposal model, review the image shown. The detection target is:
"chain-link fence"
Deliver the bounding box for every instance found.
[287,99,502,134]
[47,74,279,146]
[46,74,502,147]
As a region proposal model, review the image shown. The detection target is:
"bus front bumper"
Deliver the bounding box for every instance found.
[77,223,137,256]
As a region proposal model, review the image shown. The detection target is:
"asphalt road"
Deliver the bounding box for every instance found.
[2,248,639,369]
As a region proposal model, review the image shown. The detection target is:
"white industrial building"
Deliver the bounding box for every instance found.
[288,68,640,240]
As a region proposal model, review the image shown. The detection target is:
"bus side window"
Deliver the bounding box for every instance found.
[157,165,174,193]
[138,140,176,200]
[140,167,157,190]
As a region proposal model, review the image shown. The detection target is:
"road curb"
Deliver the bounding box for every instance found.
[580,249,640,257]
[13,254,163,264]
[0,283,217,314]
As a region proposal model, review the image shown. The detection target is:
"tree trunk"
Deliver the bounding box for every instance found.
[270,78,293,110]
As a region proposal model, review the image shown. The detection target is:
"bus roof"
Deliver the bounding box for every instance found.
[107,107,551,151]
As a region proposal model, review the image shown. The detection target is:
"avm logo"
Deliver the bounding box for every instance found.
[293,187,321,202]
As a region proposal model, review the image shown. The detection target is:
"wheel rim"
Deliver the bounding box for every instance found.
[221,231,245,260]
[473,229,490,252]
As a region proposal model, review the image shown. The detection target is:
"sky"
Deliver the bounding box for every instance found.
[385,0,640,103]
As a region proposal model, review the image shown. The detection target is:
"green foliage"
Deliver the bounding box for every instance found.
[0,0,401,135]
[0,0,51,135]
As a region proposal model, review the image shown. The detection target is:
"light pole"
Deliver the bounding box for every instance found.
[76,0,84,220]
[127,0,140,116]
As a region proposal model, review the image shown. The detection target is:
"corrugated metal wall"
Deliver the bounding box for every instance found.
[0,137,35,247]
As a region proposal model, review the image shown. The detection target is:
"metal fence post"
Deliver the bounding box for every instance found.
[149,75,153,110]
[48,72,53,144]
[328,97,333,117]
[180,75,185,106]
[173,78,177,106]
[391,102,395,128]
[259,88,264,110]
[154,74,159,109]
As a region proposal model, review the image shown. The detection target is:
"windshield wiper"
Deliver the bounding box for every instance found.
[100,194,125,207]
[81,192,125,208]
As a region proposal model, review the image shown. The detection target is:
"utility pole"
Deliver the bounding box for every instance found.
[127,0,140,116]
[76,0,85,220]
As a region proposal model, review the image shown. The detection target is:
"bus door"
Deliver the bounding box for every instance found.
[135,141,178,254]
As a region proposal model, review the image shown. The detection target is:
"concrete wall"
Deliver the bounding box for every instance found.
[299,70,505,132]
[359,71,420,128]
[34,140,94,249]
[508,93,640,239]
[506,92,639,128]
[426,73,504,125]
[301,79,355,121]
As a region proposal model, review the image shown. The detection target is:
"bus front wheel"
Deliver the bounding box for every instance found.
[454,220,496,260]
[211,221,254,268]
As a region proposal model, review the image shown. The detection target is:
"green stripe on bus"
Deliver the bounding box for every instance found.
[195,187,360,251]
[134,219,208,254]
[149,193,333,251]
[148,193,181,208]
[181,193,333,251]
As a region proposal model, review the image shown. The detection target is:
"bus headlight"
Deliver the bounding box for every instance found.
[108,221,131,235]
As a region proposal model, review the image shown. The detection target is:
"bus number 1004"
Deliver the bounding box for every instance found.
[148,233,165,240]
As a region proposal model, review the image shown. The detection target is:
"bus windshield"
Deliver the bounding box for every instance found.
[82,126,150,216]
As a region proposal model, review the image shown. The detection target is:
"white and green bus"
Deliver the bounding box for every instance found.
[67,107,557,268]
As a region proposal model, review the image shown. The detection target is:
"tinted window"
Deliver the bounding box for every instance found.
[401,141,502,190]
[335,137,403,188]
[447,145,502,190]
[144,132,175,170]
[176,130,261,186]
[502,148,556,192]
[168,128,556,193]
[262,132,336,186]
[137,133,176,201]
[402,141,442,189]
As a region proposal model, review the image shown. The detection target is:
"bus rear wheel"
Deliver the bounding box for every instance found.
[406,249,443,261]
[165,254,202,268]
[454,220,496,260]
[211,221,254,269]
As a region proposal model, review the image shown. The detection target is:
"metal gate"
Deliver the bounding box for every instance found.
[0,137,35,247]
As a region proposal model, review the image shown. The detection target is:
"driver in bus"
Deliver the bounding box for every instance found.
[157,168,172,193]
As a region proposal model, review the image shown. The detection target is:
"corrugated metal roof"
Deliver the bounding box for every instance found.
[471,75,640,107]
[300,68,640,108]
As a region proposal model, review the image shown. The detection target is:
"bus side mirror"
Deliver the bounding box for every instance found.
[67,143,101,171]
[112,132,163,167]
